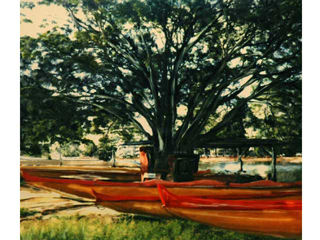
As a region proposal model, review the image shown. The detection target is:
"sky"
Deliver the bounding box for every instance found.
[20,0,70,37]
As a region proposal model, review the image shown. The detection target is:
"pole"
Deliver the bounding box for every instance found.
[237,148,244,172]
[111,149,116,168]
[271,147,277,181]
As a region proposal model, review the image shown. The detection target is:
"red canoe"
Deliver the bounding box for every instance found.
[92,185,301,219]
[158,184,302,238]
[21,170,301,189]
[21,170,302,201]
[20,165,141,182]
[21,170,302,200]
[92,189,173,218]
[21,166,213,182]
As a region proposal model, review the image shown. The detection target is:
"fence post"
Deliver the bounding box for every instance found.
[271,147,277,181]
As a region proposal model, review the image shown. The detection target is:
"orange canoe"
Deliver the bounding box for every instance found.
[92,182,302,219]
[21,170,302,202]
[21,165,263,183]
[20,165,141,182]
[21,171,302,201]
[158,184,302,238]
[92,189,173,218]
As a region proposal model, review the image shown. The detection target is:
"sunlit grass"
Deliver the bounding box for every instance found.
[20,214,290,240]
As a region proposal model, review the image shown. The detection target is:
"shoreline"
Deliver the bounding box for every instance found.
[200,156,302,164]
[21,156,302,164]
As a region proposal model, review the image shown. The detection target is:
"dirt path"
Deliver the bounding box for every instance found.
[20,183,120,222]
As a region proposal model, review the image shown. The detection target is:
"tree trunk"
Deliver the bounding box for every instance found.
[151,143,198,181]
[237,148,244,172]
[270,147,277,181]
[153,149,170,180]
[237,147,249,173]
[111,149,116,168]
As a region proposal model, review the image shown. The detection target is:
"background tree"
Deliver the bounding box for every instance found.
[247,77,302,156]
[21,0,302,174]
[20,84,91,156]
[82,141,98,157]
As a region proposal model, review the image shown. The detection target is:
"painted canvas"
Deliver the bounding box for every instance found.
[20,0,302,239]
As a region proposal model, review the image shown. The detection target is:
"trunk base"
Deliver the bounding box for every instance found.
[154,160,170,180]
[171,154,200,182]
[141,148,200,182]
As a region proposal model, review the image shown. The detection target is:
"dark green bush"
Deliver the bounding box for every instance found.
[20,208,38,218]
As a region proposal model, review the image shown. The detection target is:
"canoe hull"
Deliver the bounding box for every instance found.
[158,185,302,238]
[96,201,173,218]
[20,166,141,182]
[20,166,267,183]
[92,188,301,220]
[21,171,302,201]
[166,207,302,238]
[24,180,302,201]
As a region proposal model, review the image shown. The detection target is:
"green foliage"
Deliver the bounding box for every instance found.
[20,176,27,187]
[20,61,95,156]
[20,215,287,240]
[20,1,35,9]
[97,135,115,161]
[22,18,33,23]
[246,79,302,156]
[82,141,98,157]
[60,142,81,157]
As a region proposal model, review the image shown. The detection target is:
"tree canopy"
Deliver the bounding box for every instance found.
[21,0,302,167]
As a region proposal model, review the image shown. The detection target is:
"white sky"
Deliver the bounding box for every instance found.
[21,0,70,37]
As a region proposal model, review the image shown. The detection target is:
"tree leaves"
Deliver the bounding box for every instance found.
[20,1,35,9]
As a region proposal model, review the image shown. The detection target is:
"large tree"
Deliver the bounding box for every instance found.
[21,0,302,173]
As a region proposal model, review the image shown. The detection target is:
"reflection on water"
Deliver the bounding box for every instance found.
[199,162,302,182]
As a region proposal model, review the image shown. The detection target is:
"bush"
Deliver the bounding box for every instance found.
[98,149,112,161]
[61,143,81,157]
[20,208,38,218]
[82,142,98,157]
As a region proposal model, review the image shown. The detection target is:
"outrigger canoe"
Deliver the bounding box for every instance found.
[21,171,302,201]
[20,166,214,182]
[91,181,301,219]
[158,184,302,238]
[20,165,262,183]
[92,189,173,218]
[20,165,142,182]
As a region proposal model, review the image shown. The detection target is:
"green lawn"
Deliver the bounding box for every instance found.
[20,214,294,240]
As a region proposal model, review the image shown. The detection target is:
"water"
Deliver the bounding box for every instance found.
[199,162,302,182]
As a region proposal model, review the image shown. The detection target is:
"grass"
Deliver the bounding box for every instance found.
[20,208,39,218]
[20,214,294,240]
[20,175,27,187]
